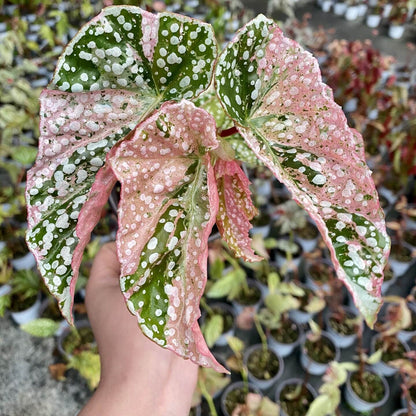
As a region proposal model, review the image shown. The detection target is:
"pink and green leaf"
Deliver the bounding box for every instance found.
[109,101,226,372]
[215,15,390,326]
[215,159,262,262]
[26,6,217,323]
[51,6,217,101]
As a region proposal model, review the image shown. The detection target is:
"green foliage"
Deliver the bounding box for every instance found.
[68,350,101,390]
[20,318,61,337]
[207,268,246,300]
[202,314,224,348]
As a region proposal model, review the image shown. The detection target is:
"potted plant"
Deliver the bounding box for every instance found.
[333,0,348,16]
[229,392,280,416]
[222,337,261,416]
[289,285,325,325]
[200,299,236,348]
[390,351,416,414]
[220,382,263,416]
[388,3,409,39]
[276,378,317,416]
[25,6,390,374]
[344,327,389,413]
[305,361,358,416]
[324,305,360,348]
[345,0,360,20]
[243,316,284,390]
[371,296,412,376]
[366,2,384,27]
[300,320,340,376]
[257,272,304,357]
[7,268,42,324]
[303,258,335,293]
[192,366,231,416]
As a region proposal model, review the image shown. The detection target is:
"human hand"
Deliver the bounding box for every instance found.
[79,242,198,416]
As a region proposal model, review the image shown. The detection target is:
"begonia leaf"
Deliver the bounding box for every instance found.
[26,6,217,323]
[109,100,226,372]
[214,159,261,262]
[51,5,217,101]
[215,15,390,326]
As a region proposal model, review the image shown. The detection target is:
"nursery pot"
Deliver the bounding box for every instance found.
[11,251,36,271]
[220,381,261,416]
[268,318,303,357]
[397,303,416,343]
[275,378,317,416]
[300,331,340,376]
[325,306,358,348]
[304,258,334,293]
[202,302,236,347]
[231,279,262,316]
[10,292,42,325]
[289,286,319,325]
[366,14,382,28]
[388,241,414,276]
[243,344,284,391]
[57,319,96,360]
[0,283,11,297]
[345,5,359,21]
[392,410,408,416]
[381,265,397,295]
[388,24,405,40]
[344,369,389,413]
[370,334,410,377]
[273,239,303,270]
[333,2,347,15]
[294,220,319,253]
[400,388,416,414]
[321,0,333,12]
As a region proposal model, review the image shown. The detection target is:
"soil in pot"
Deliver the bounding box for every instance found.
[246,347,280,381]
[350,371,386,403]
[390,243,413,263]
[383,266,394,284]
[295,221,319,241]
[62,326,96,356]
[40,298,63,320]
[279,382,314,416]
[271,318,299,344]
[223,385,256,416]
[308,262,334,286]
[375,336,407,362]
[304,335,336,364]
[9,292,38,313]
[234,285,261,306]
[403,229,416,247]
[7,236,30,259]
[328,309,358,336]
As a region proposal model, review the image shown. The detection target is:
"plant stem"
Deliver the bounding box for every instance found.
[219,126,238,137]
[198,379,218,416]
[200,296,214,317]
[254,316,268,353]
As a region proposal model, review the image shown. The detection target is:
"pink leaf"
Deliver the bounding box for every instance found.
[26,88,143,321]
[215,160,262,262]
[215,16,390,326]
[109,100,227,372]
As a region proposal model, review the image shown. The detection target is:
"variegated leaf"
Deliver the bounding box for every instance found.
[51,6,217,101]
[109,100,226,372]
[215,159,262,262]
[215,15,390,326]
[26,6,218,323]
